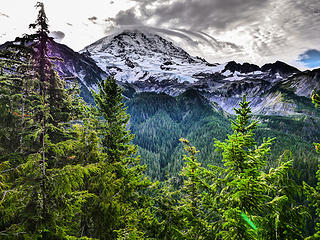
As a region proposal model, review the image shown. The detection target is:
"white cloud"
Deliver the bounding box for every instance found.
[0,0,135,50]
[1,0,319,68]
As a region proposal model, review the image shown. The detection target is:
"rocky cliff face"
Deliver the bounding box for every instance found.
[280,69,320,97]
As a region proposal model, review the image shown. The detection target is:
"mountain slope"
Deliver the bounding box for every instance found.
[82,29,223,84]
[0,38,108,103]
[1,31,320,183]
[280,68,320,97]
[48,39,107,103]
[126,91,320,181]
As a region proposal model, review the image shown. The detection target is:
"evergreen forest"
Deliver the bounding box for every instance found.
[1,3,320,240]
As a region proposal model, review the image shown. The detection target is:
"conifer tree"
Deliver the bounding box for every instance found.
[151,138,204,240]
[0,32,38,160]
[212,96,305,239]
[0,3,95,239]
[177,138,213,239]
[261,150,306,240]
[213,96,271,239]
[152,181,184,240]
[156,96,305,239]
[79,76,153,239]
[303,90,320,239]
[93,76,136,162]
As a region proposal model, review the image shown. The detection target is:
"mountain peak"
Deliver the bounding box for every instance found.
[261,61,300,77]
[222,61,261,74]
[81,29,219,83]
[83,29,197,62]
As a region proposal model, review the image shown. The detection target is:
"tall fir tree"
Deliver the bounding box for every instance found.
[213,96,305,239]
[213,96,271,239]
[0,3,96,239]
[79,76,154,239]
[0,30,39,160]
[93,76,136,162]
[303,90,320,239]
[176,138,215,239]
[150,96,305,239]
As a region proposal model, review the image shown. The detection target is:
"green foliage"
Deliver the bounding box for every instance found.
[156,96,306,239]
[0,3,318,239]
[76,76,154,240]
[303,90,320,239]
[93,77,135,162]
[0,3,97,239]
[215,96,305,239]
[213,96,271,238]
[127,91,231,179]
[0,28,154,239]
[126,91,320,184]
[176,138,216,239]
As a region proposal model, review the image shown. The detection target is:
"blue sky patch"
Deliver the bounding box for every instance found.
[298,49,320,68]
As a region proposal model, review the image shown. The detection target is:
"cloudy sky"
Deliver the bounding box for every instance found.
[1,0,320,69]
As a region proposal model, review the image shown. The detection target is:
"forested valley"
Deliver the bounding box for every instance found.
[1,3,320,240]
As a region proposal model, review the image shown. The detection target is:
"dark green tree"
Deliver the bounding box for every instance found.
[213,96,271,239]
[79,76,154,240]
[176,138,216,239]
[151,138,207,240]
[0,29,39,161]
[212,96,305,239]
[0,3,95,239]
[152,96,305,239]
[303,90,320,239]
[93,76,135,162]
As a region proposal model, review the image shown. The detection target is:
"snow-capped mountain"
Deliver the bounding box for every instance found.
[2,30,319,116]
[82,30,300,86]
[81,29,318,115]
[82,29,223,84]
